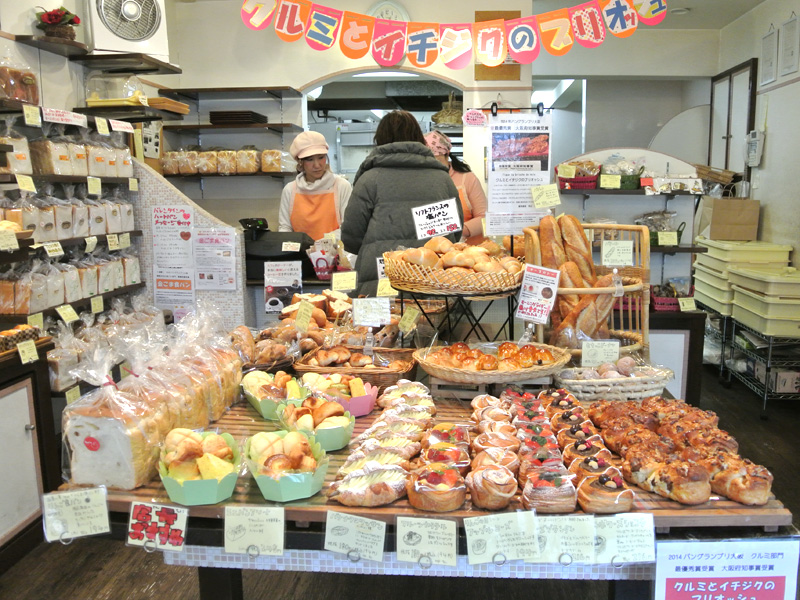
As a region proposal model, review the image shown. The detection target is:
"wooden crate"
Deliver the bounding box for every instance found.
[429,376,488,401]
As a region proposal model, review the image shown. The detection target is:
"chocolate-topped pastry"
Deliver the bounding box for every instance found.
[568,454,615,483]
[577,467,635,514]
[549,407,586,432]
[562,435,613,467]
[556,420,600,449]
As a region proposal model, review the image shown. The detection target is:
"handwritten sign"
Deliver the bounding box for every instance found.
[91,295,104,314]
[375,278,398,297]
[464,512,539,565]
[109,119,135,133]
[224,506,284,556]
[84,236,98,253]
[515,264,560,324]
[106,233,120,251]
[119,232,131,249]
[42,107,88,128]
[56,304,79,324]
[657,231,679,246]
[331,271,357,292]
[15,174,36,193]
[462,108,487,127]
[533,515,596,564]
[678,297,697,312]
[557,164,577,178]
[17,340,38,364]
[396,517,457,567]
[43,488,110,542]
[87,176,102,196]
[581,340,621,367]
[65,385,81,404]
[398,307,421,333]
[44,241,64,258]
[601,240,634,267]
[23,104,41,127]
[127,502,188,552]
[352,297,391,327]
[281,241,301,252]
[295,300,313,333]
[95,117,110,136]
[599,174,622,189]
[324,511,386,563]
[133,129,144,161]
[27,313,43,330]
[531,183,561,208]
[0,230,19,251]
[411,198,461,239]
[128,178,138,192]
[594,513,655,564]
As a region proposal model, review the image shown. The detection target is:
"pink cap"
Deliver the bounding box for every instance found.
[290,130,329,160]
[424,131,452,157]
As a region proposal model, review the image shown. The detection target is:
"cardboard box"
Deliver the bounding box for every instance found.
[769,369,800,393]
[694,197,760,241]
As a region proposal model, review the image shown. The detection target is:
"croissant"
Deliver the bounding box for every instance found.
[259,454,294,479]
[466,465,517,510]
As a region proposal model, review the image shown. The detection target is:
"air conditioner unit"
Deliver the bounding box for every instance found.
[85,0,170,63]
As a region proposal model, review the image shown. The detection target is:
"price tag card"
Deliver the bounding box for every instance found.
[119,232,131,249]
[43,487,110,542]
[65,385,81,405]
[657,231,679,246]
[56,304,79,324]
[331,271,357,292]
[27,312,43,330]
[531,183,562,209]
[95,117,110,136]
[531,516,596,565]
[412,198,461,239]
[281,241,301,252]
[557,163,577,178]
[352,297,391,327]
[84,236,98,253]
[599,174,621,189]
[44,241,64,258]
[324,511,386,563]
[323,232,338,242]
[127,502,188,552]
[106,233,120,251]
[484,211,547,236]
[376,256,386,279]
[678,297,697,312]
[581,340,621,367]
[23,104,41,127]
[109,119,135,133]
[224,506,285,557]
[601,240,634,266]
[133,130,144,161]
[398,307,421,334]
[376,278,398,297]
[128,178,138,192]
[87,176,102,196]
[515,264,560,325]
[91,295,104,314]
[295,300,314,333]
[396,517,457,567]
[0,229,19,251]
[15,173,36,193]
[594,513,655,565]
[42,107,88,128]
[17,340,38,364]
[464,512,539,565]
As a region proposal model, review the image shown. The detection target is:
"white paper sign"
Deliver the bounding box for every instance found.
[42,107,88,128]
[127,502,189,552]
[281,241,301,252]
[484,211,548,236]
[532,515,596,564]
[109,119,135,133]
[515,264,560,324]
[412,198,461,239]
[152,206,196,320]
[43,488,110,542]
[594,513,655,565]
[464,512,540,565]
[352,297,391,327]
[376,256,386,279]
[324,511,386,563]
[601,240,634,266]
[581,340,621,367]
[224,506,284,556]
[194,227,237,290]
[396,517,457,567]
[264,261,302,313]
[655,538,800,600]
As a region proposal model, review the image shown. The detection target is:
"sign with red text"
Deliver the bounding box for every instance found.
[152,206,195,319]
[127,502,188,552]
[412,198,461,239]
[656,539,800,600]
[194,227,236,290]
[515,264,560,324]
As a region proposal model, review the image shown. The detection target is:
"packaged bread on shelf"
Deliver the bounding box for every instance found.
[110,133,133,178]
[32,196,57,243]
[86,200,107,235]
[30,127,74,176]
[104,200,123,233]
[122,254,141,285]
[120,201,134,232]
[68,140,89,177]
[260,149,282,172]
[57,262,82,303]
[76,259,99,298]
[197,151,218,175]
[44,261,65,308]
[160,151,180,175]
[87,140,108,177]
[236,146,260,174]
[216,150,237,175]
[177,149,199,175]
[0,56,39,104]
[0,118,33,175]
[0,272,15,315]
[14,267,47,314]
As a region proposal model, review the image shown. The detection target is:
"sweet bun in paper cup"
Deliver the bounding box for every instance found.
[323,382,378,417]
[276,401,355,451]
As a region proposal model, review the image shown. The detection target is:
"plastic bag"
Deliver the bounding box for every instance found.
[217,150,237,175]
[0,53,39,104]
[197,150,217,175]
[110,132,133,178]
[236,145,260,174]
[0,116,32,175]
[177,147,199,175]
[160,151,179,176]
[30,123,73,176]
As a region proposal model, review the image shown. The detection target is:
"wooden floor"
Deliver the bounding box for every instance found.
[0,366,797,600]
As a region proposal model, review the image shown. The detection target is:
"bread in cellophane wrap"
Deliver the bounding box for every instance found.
[216,150,237,175]
[47,320,88,391]
[30,123,74,176]
[13,260,47,314]
[236,146,260,174]
[43,259,65,308]
[0,116,32,175]
[160,151,179,175]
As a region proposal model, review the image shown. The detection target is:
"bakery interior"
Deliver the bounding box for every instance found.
[1,0,800,599]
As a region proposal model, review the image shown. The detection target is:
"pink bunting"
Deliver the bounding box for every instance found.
[439,23,473,70]
[371,19,407,67]
[505,16,540,65]
[570,1,605,48]
[305,4,342,50]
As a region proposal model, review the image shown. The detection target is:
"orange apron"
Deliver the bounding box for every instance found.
[455,181,486,245]
[289,179,339,241]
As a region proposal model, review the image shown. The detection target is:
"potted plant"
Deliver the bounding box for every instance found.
[35,6,81,40]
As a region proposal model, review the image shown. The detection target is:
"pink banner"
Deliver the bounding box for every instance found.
[505,16,540,64]
[439,23,473,70]
[473,19,507,67]
[274,0,310,42]
[305,4,342,50]
[406,23,439,68]
[538,8,574,56]
[570,1,605,48]
[371,19,407,67]
[633,0,668,26]
[600,0,638,38]
[240,0,277,30]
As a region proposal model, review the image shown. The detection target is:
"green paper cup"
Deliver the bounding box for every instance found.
[276,402,355,451]
[243,386,309,420]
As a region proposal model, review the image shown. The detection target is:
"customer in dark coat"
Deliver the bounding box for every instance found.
[341,111,462,296]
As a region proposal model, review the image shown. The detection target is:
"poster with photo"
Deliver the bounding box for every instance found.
[488,112,552,212]
[152,206,195,319]
[264,261,302,313]
[194,227,236,291]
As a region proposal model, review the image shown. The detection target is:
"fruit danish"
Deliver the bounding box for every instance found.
[406,462,466,512]
[576,468,635,514]
[520,466,577,513]
[465,465,517,510]
[471,447,521,476]
[471,431,521,454]
[561,435,613,467]
[417,442,471,475]
[421,422,470,449]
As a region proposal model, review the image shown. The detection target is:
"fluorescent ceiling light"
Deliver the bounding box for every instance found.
[352,71,419,78]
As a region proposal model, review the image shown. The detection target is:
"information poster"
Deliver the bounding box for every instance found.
[656,539,800,600]
[194,227,237,290]
[152,207,195,320]
[484,211,548,236]
[515,264,560,324]
[488,112,552,212]
[264,261,302,313]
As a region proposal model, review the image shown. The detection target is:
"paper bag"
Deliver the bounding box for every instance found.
[694,196,760,241]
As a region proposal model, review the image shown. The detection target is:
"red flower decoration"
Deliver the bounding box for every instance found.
[72,16,80,24]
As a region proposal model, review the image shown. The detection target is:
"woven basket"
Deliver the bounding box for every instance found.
[384,256,523,295]
[243,355,294,374]
[555,368,673,402]
[555,166,598,190]
[413,343,571,384]
[293,347,415,393]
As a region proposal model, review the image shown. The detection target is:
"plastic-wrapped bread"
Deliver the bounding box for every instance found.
[217,150,237,175]
[59,263,82,303]
[78,263,99,298]
[160,151,179,175]
[0,131,32,175]
[123,255,141,285]
[30,139,74,175]
[110,257,124,290]
[177,150,198,175]
[236,147,260,174]
[54,201,74,240]
[45,263,65,308]
[47,348,80,392]
[69,142,89,176]
[116,146,133,178]
[71,201,89,238]
[103,144,118,177]
[87,202,106,235]
[14,271,47,314]
[87,143,108,177]
[33,203,56,243]
[97,259,114,294]
[197,151,218,175]
[104,202,122,233]
[119,201,134,231]
[0,275,15,314]
[261,149,282,172]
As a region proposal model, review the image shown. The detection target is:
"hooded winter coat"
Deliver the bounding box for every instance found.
[341,142,462,295]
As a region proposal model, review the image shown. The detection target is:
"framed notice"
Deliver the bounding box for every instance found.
[761,28,779,86]
[780,15,799,76]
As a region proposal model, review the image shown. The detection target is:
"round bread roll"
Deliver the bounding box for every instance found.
[0,220,22,232]
[473,260,505,274]
[502,235,525,257]
[424,236,455,254]
[384,250,405,261]
[402,247,439,268]
[441,251,475,268]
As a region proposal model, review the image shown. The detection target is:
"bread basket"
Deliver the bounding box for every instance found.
[293,346,416,393]
[555,367,674,402]
[383,255,523,295]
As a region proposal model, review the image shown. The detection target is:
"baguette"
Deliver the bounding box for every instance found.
[550,274,614,348]
[538,215,567,270]
[557,261,586,319]
[522,227,541,266]
[559,215,597,285]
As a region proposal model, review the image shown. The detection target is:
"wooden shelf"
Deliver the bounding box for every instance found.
[165,171,294,180]
[0,173,135,185]
[13,34,89,57]
[0,98,31,114]
[652,245,708,254]
[163,122,302,134]
[560,188,698,197]
[70,53,181,75]
[0,283,147,324]
[159,86,301,101]
[16,230,142,251]
[72,105,184,122]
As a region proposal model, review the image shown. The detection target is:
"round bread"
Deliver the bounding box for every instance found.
[406,463,466,512]
[402,247,439,268]
[423,236,455,254]
[471,447,520,475]
[465,465,517,510]
[473,259,505,274]
[441,250,475,268]
[471,432,521,454]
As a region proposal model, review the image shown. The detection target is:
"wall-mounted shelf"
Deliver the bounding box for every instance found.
[159,86,302,102]
[561,188,697,197]
[0,173,136,185]
[15,230,142,251]
[69,53,181,75]
[162,123,302,135]
[72,105,184,123]
[0,98,31,114]
[164,172,294,181]
[652,245,708,254]
[13,34,89,57]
